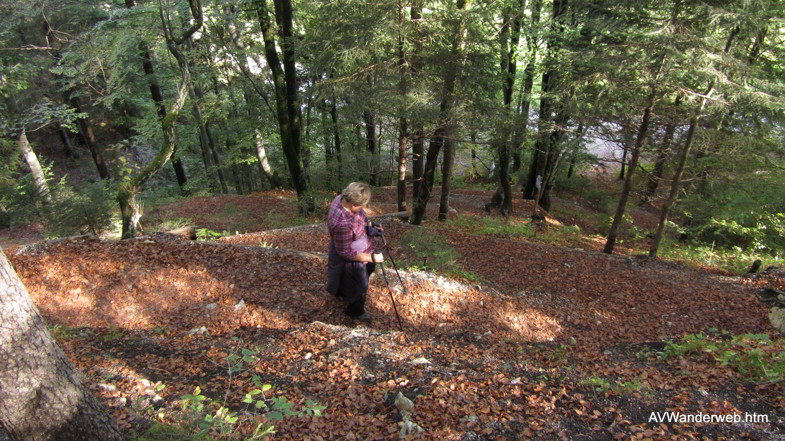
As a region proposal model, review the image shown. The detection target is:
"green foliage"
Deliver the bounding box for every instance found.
[195,228,225,241]
[554,174,591,196]
[173,338,325,440]
[689,216,785,253]
[399,227,459,272]
[48,324,82,340]
[47,180,116,237]
[658,238,780,275]
[659,332,785,383]
[580,376,645,395]
[584,189,614,214]
[449,215,535,238]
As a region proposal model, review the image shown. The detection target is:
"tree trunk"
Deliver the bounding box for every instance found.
[411,127,424,205]
[204,121,228,193]
[256,0,310,210]
[120,0,200,237]
[255,130,283,188]
[125,0,187,192]
[57,124,76,159]
[523,0,565,201]
[618,141,628,180]
[497,1,524,216]
[648,115,696,257]
[511,0,541,174]
[69,97,110,180]
[363,110,378,186]
[17,128,52,206]
[0,248,123,441]
[396,9,409,212]
[603,81,660,254]
[566,122,584,178]
[186,36,227,194]
[409,3,424,210]
[397,117,409,212]
[641,119,676,205]
[438,128,456,221]
[410,0,469,225]
[329,98,343,179]
[649,25,738,256]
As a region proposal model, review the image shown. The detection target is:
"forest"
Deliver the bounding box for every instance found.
[1,0,785,440]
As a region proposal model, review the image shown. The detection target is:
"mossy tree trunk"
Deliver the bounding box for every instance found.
[120,0,198,238]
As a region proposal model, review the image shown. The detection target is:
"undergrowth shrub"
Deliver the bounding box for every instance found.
[47,180,115,237]
[158,338,325,440]
[554,175,591,197]
[584,189,613,214]
[658,238,780,274]
[399,227,459,271]
[658,332,785,384]
[449,215,535,238]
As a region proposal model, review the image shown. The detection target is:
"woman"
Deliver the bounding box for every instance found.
[326,182,383,323]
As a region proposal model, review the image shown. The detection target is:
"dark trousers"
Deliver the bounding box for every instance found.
[342,262,376,316]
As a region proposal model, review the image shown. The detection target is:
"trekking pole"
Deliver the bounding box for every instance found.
[378,258,404,332]
[379,231,408,296]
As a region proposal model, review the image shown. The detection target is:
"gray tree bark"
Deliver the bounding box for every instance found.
[0,248,123,441]
[17,128,52,206]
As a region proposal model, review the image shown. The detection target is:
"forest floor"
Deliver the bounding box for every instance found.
[7,187,785,440]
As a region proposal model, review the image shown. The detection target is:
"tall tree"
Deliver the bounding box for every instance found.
[255,0,311,211]
[523,0,569,206]
[649,24,742,257]
[0,248,123,441]
[495,0,525,216]
[410,0,471,225]
[118,0,199,238]
[511,0,542,173]
[124,0,188,192]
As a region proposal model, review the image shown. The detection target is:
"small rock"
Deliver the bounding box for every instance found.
[459,431,482,441]
[399,420,424,439]
[474,331,492,340]
[234,299,246,311]
[140,379,151,387]
[510,377,522,385]
[205,303,218,310]
[769,307,785,333]
[410,357,431,365]
[394,392,414,413]
[460,415,479,423]
[151,395,164,408]
[98,383,117,392]
[305,352,313,360]
[188,326,209,336]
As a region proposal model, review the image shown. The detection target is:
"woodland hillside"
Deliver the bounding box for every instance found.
[1,0,785,440]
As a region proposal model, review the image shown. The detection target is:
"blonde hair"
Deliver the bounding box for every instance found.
[341,182,371,207]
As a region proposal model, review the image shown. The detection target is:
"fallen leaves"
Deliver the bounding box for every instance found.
[6,188,784,440]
